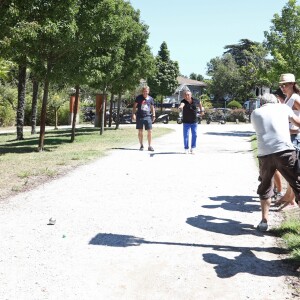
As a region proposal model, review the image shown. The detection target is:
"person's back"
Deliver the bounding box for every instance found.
[251,103,294,156]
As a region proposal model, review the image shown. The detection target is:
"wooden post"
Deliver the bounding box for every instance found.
[95,94,106,128]
[69,95,80,124]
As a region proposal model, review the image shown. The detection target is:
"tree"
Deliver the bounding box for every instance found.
[148,41,179,107]
[207,39,270,104]
[264,0,300,79]
[48,87,69,130]
[207,53,241,103]
[0,1,39,140]
[190,73,204,81]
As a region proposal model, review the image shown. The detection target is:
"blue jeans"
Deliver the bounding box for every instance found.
[183,123,197,150]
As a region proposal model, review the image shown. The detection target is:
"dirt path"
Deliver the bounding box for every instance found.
[0,123,299,299]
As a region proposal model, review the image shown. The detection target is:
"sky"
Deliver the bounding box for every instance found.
[129,0,295,78]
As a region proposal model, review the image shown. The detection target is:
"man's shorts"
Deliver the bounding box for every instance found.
[257,150,300,202]
[136,116,152,130]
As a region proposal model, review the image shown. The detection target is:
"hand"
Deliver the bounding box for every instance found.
[132,114,136,121]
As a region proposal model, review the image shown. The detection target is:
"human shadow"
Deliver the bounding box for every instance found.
[150,151,185,157]
[89,233,297,278]
[186,215,261,236]
[202,251,297,278]
[204,130,255,138]
[111,147,140,151]
[202,195,260,213]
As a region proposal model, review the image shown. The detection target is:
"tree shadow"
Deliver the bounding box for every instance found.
[0,127,101,154]
[89,232,298,278]
[202,195,260,213]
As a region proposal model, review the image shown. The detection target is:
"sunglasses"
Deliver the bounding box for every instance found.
[279,83,293,88]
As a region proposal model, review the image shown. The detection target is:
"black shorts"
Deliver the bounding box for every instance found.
[257,150,300,202]
[136,116,152,130]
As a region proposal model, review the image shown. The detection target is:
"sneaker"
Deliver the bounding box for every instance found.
[190,148,196,154]
[184,149,189,154]
[257,221,268,232]
[148,146,154,151]
[140,145,144,151]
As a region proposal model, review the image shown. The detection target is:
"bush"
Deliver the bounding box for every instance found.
[226,108,248,122]
[227,100,242,109]
[0,103,15,126]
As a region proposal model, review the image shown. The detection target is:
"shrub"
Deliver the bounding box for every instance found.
[226,108,248,122]
[227,100,242,109]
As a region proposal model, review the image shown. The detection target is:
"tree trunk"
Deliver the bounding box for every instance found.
[16,64,27,140]
[31,79,39,134]
[71,85,80,142]
[115,92,122,130]
[108,93,114,127]
[100,89,107,135]
[54,108,58,130]
[38,64,51,151]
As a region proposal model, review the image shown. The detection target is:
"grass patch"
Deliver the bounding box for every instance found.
[0,125,173,200]
[271,214,300,262]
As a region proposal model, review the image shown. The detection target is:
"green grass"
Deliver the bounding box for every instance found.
[251,134,300,263]
[0,125,173,200]
[271,216,300,262]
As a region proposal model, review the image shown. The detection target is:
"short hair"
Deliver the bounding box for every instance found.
[260,93,278,105]
[142,85,150,92]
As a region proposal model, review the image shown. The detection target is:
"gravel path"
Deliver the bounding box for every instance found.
[0,123,299,300]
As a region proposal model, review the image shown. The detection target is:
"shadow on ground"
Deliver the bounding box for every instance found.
[89,232,298,278]
[204,130,255,137]
[202,195,260,213]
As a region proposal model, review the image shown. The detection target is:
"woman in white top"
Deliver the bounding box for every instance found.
[275,73,300,208]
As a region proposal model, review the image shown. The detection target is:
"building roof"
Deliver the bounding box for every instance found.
[177,76,207,87]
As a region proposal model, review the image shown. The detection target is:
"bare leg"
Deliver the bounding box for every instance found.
[138,129,143,146]
[147,129,152,147]
[275,184,296,207]
[273,170,282,193]
[260,198,271,223]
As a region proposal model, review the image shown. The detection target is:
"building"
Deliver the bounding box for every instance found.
[172,76,207,104]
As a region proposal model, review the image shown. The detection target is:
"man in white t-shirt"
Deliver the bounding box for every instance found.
[251,93,300,231]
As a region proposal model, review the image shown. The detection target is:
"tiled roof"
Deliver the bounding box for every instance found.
[177,76,207,87]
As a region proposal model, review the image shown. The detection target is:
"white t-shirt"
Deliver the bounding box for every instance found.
[251,103,295,156]
[285,93,300,131]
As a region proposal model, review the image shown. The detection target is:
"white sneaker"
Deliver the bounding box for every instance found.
[257,221,268,231]
[276,192,284,199]
[190,148,196,154]
[184,149,189,154]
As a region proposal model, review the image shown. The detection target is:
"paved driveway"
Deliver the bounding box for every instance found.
[0,123,298,299]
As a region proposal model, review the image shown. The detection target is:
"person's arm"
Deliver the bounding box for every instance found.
[293,97,300,111]
[199,101,205,115]
[290,113,300,127]
[132,102,137,121]
[151,103,156,121]
[178,102,185,110]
